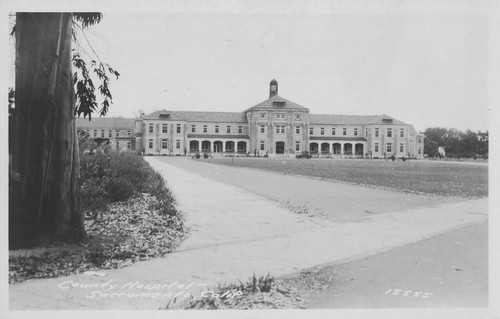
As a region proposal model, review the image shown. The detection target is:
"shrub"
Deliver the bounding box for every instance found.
[203,153,209,159]
[195,153,201,159]
[104,177,135,202]
[80,152,174,212]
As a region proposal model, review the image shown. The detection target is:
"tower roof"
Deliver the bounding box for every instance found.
[243,94,309,113]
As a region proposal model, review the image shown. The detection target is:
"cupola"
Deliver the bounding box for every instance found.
[269,79,278,98]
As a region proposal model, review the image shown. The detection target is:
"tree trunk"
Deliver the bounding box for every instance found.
[10,13,84,248]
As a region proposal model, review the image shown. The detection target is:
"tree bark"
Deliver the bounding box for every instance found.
[10,13,84,248]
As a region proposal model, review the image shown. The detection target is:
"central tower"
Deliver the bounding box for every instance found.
[269,79,278,98]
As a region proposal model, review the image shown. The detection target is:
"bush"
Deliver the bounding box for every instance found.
[80,152,172,212]
[104,177,135,202]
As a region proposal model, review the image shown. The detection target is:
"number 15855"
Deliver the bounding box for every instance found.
[385,289,433,298]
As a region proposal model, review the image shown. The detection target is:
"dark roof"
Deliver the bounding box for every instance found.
[76,117,136,129]
[310,114,408,125]
[365,114,408,125]
[244,95,309,112]
[309,136,367,142]
[142,110,247,123]
[187,134,250,139]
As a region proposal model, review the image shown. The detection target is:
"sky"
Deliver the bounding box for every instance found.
[5,1,492,132]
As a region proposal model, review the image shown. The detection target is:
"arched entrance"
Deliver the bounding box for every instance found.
[237,141,247,153]
[213,141,223,153]
[343,143,353,155]
[321,143,330,154]
[309,142,319,154]
[225,141,235,153]
[202,141,211,153]
[355,143,364,156]
[189,140,199,152]
[333,143,341,154]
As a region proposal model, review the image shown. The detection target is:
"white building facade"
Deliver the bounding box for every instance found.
[135,80,424,159]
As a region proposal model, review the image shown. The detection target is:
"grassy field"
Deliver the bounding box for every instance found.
[207,158,488,199]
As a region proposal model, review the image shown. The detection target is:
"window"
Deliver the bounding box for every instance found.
[108,130,112,138]
[227,126,231,134]
[343,128,347,136]
[295,141,300,151]
[375,143,379,152]
[148,139,153,148]
[260,141,265,151]
[296,126,300,134]
[162,124,168,133]
[400,128,405,138]
[387,128,392,138]
[127,141,131,149]
[101,130,104,137]
[260,113,266,120]
[276,113,285,119]
[203,125,208,133]
[418,147,422,154]
[310,127,313,135]
[375,128,379,137]
[238,126,242,133]
[321,128,325,135]
[162,140,168,149]
[386,143,392,153]
[159,113,170,119]
[116,130,119,137]
[260,125,265,133]
[354,128,358,136]
[149,124,154,133]
[276,126,285,134]
[191,125,196,133]
[332,128,336,135]
[214,125,219,133]
[127,130,131,136]
[176,124,181,133]
[93,130,97,137]
[400,143,404,152]
[418,136,422,143]
[176,140,181,149]
[295,113,301,120]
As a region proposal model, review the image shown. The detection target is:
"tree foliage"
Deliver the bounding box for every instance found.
[423,127,488,159]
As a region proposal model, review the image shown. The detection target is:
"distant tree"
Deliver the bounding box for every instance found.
[424,127,487,159]
[424,127,448,157]
[477,131,489,158]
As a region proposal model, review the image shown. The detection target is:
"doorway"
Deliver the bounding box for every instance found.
[276,142,285,154]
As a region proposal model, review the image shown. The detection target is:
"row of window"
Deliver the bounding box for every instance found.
[372,128,406,138]
[259,112,302,120]
[149,123,244,134]
[310,127,406,138]
[84,129,131,138]
[149,139,180,150]
[146,123,418,140]
[373,143,406,153]
[255,126,407,138]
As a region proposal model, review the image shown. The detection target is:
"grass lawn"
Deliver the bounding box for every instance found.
[207,158,488,199]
